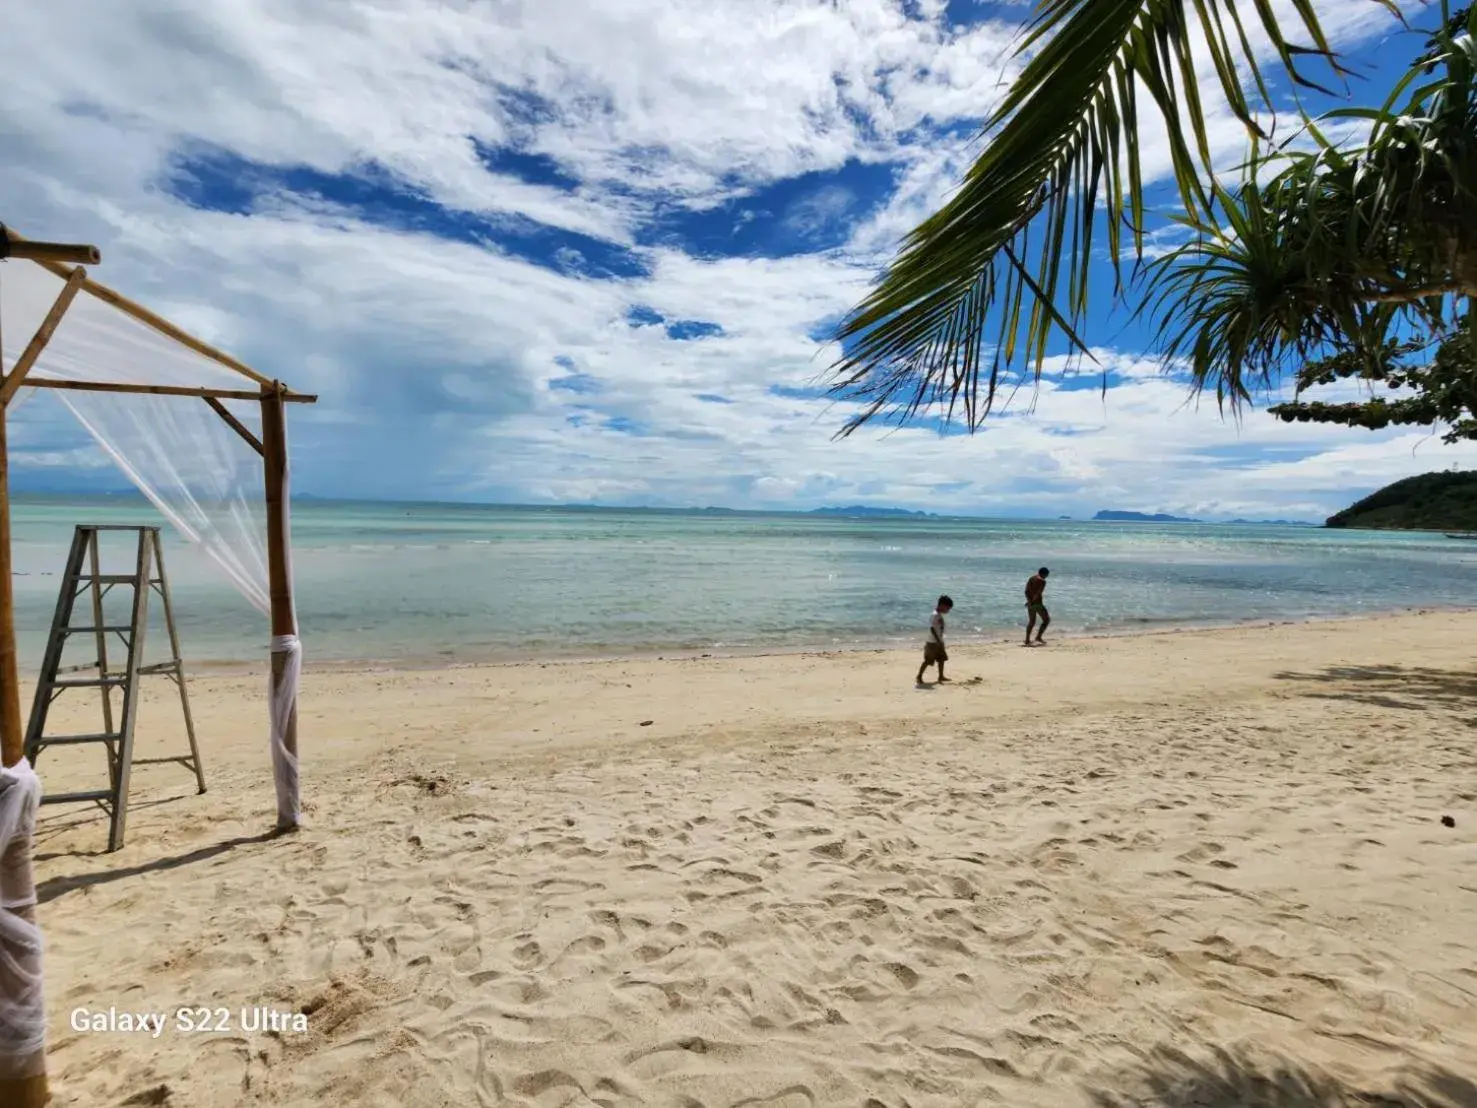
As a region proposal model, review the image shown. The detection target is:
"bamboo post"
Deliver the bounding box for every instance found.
[0,225,98,266]
[0,403,49,1106]
[260,383,299,830]
[0,402,28,774]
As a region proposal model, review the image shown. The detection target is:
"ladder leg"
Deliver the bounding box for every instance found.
[151,531,205,794]
[107,534,152,853]
[24,527,90,766]
[87,528,119,786]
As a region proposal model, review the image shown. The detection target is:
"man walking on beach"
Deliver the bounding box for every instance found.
[917,594,953,685]
[1025,568,1050,646]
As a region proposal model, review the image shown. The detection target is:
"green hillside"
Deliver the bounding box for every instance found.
[1325,471,1477,531]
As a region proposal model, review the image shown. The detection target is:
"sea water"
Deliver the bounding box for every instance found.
[8,496,1477,670]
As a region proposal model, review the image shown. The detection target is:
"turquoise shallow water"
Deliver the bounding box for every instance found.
[9,496,1477,670]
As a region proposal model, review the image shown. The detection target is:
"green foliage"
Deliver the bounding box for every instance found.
[1325,469,1477,529]
[1149,2,1477,414]
[1268,315,1477,442]
[823,0,1373,435]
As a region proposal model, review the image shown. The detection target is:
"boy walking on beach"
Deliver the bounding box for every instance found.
[917,595,953,685]
[1025,567,1050,645]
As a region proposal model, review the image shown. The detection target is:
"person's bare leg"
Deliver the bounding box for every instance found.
[1024,611,1036,645]
[1035,611,1050,644]
[917,660,929,684]
[937,660,950,682]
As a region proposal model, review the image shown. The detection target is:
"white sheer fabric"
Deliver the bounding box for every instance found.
[0,258,301,826]
[0,260,271,615]
[0,758,44,1080]
[271,635,301,829]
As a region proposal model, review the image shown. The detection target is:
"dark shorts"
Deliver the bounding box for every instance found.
[923,641,948,664]
[1027,601,1048,618]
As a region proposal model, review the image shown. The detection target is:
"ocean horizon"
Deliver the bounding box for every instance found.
[7,488,1323,525]
[7,494,1474,672]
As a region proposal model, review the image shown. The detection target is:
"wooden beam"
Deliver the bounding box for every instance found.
[0,402,50,1107]
[48,266,272,388]
[5,228,272,389]
[204,398,264,455]
[20,379,316,403]
[261,384,299,831]
[0,410,23,771]
[0,223,99,265]
[0,266,88,405]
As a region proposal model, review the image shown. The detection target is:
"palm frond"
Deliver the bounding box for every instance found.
[826,0,1378,436]
[1150,2,1477,410]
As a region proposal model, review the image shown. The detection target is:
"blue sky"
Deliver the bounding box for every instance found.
[0,0,1471,521]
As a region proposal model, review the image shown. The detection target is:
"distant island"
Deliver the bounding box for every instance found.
[1326,471,1477,532]
[1094,510,1314,526]
[1093,510,1199,523]
[809,506,938,519]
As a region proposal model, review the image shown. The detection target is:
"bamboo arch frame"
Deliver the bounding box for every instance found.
[0,226,317,1106]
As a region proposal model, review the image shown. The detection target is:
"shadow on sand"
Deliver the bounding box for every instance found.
[1088,1045,1477,1108]
[1274,664,1477,720]
[35,830,285,905]
[31,790,205,858]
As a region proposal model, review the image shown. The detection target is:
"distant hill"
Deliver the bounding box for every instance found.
[1093,510,1199,523]
[810,506,937,519]
[1326,471,1477,531]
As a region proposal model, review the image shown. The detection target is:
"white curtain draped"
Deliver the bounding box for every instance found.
[0,259,302,822]
[0,759,43,1082]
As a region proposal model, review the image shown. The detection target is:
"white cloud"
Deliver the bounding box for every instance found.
[0,0,1461,521]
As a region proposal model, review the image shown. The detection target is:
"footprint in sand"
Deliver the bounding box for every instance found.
[1176,841,1226,864]
[511,1069,585,1099]
[731,1087,817,1108]
[884,962,920,988]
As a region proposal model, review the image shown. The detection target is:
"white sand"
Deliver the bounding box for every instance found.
[25,611,1477,1105]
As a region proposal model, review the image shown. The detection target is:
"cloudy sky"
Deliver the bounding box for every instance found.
[0,0,1470,521]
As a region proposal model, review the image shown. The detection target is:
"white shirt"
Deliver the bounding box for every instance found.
[926,611,945,648]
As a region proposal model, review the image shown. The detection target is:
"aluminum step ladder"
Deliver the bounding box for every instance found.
[23,525,205,851]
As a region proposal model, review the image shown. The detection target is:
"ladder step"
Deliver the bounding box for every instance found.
[76,575,149,585]
[42,790,114,805]
[51,676,128,688]
[138,661,183,676]
[63,625,133,635]
[34,732,121,747]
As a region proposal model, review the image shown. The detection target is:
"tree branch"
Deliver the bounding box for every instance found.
[1362,282,1476,304]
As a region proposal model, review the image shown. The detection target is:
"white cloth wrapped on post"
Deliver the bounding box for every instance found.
[0,758,45,1080]
[270,634,301,830]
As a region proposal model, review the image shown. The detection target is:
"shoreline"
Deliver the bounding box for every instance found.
[120,601,1477,678]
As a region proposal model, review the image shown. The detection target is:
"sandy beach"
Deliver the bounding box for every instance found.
[24,611,1477,1106]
